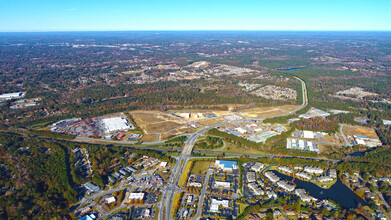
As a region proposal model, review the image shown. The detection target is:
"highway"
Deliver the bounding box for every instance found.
[162,76,309,220]
[70,76,311,219]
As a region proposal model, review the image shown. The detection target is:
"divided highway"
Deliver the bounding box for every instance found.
[161,76,309,220]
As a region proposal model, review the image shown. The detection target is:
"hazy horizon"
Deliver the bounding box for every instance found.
[1,0,390,32]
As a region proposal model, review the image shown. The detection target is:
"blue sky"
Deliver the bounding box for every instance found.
[1,0,391,31]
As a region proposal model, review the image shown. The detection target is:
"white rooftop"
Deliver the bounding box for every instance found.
[102,117,133,133]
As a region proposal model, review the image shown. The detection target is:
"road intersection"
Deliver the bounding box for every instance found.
[73,76,313,219]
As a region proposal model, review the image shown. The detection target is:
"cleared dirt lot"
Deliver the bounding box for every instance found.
[160,127,196,140]
[343,125,379,139]
[140,134,159,142]
[130,111,183,134]
[197,117,227,126]
[237,105,299,118]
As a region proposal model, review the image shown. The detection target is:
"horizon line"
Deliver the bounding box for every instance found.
[1,29,391,33]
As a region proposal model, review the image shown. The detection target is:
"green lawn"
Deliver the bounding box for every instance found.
[178,160,193,187]
[171,193,182,219]
[191,160,213,175]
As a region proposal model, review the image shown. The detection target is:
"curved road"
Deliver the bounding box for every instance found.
[162,76,309,220]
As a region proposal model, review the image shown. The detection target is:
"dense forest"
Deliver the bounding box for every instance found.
[291,118,340,134]
[0,133,77,218]
[0,132,174,218]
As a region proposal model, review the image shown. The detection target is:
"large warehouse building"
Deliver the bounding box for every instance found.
[101,116,134,133]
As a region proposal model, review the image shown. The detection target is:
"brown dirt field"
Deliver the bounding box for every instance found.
[319,144,342,154]
[130,112,183,133]
[343,125,379,139]
[140,134,159,142]
[177,126,196,133]
[144,121,181,133]
[160,131,180,140]
[159,126,196,140]
[197,118,227,126]
[238,105,299,118]
[322,134,344,145]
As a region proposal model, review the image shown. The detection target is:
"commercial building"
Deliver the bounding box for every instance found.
[266,190,277,199]
[329,169,337,178]
[318,176,333,182]
[295,189,312,202]
[84,182,100,193]
[248,183,264,196]
[0,92,25,100]
[158,162,168,169]
[353,135,382,148]
[215,160,238,172]
[383,120,391,126]
[187,174,204,187]
[277,180,295,192]
[294,165,303,170]
[251,162,264,172]
[247,172,257,183]
[286,138,320,153]
[304,166,324,174]
[105,196,116,204]
[303,130,315,139]
[209,198,229,212]
[214,181,231,188]
[235,127,247,134]
[278,166,293,174]
[101,117,133,133]
[296,171,313,180]
[128,193,145,201]
[256,131,278,143]
[265,171,280,183]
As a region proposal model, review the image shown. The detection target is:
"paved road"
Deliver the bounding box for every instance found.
[72,76,311,219]
[162,76,309,220]
[376,190,390,209]
[191,169,213,220]
[339,124,353,147]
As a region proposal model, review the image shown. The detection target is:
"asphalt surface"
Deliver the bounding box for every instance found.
[73,76,316,219]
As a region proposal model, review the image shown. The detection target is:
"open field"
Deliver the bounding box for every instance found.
[237,202,249,215]
[343,125,379,139]
[171,193,182,219]
[140,134,159,142]
[237,105,299,118]
[215,140,264,155]
[197,117,227,126]
[144,121,181,133]
[160,126,196,140]
[321,133,344,145]
[178,160,194,187]
[318,144,343,154]
[191,160,213,175]
[130,111,183,134]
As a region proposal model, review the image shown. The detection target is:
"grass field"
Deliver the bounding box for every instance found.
[191,160,213,175]
[216,141,264,155]
[140,134,159,142]
[237,202,249,215]
[160,126,196,140]
[237,105,299,118]
[171,193,182,219]
[197,117,227,126]
[152,207,159,220]
[178,160,194,187]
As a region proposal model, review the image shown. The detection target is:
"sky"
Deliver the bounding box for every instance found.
[1,0,391,32]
